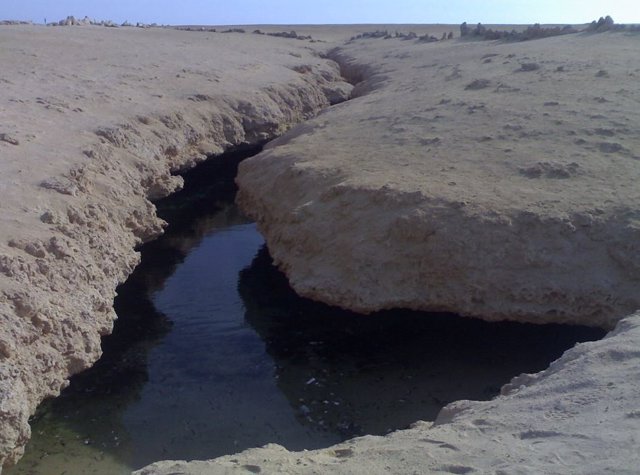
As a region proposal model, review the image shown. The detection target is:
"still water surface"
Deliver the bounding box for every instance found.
[8,150,605,474]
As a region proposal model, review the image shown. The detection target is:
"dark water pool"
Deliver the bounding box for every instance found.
[7,148,605,474]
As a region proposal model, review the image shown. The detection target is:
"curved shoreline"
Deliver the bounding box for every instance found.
[139,312,640,474]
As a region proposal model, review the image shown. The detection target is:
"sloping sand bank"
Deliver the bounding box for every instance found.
[0,25,351,470]
[141,31,640,474]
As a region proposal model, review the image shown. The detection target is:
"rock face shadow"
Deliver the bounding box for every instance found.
[239,246,605,439]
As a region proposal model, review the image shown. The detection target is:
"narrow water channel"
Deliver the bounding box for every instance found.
[8,147,605,475]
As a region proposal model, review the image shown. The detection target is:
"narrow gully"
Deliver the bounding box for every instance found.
[7,145,605,475]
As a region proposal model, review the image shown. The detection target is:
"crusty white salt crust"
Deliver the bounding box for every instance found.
[0,22,639,474]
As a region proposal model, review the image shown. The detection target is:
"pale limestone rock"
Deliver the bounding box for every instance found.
[139,29,640,475]
[237,33,640,329]
[0,24,351,470]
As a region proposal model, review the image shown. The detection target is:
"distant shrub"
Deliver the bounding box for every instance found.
[519,62,541,72]
[465,79,491,90]
[267,31,312,40]
[418,33,439,43]
[460,15,639,42]
[586,16,615,32]
[349,30,389,40]
[349,30,446,43]
[584,15,640,33]
[459,22,577,41]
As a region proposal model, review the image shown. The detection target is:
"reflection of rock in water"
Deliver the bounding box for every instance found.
[239,246,606,439]
[9,147,261,475]
[65,144,261,404]
[11,262,174,475]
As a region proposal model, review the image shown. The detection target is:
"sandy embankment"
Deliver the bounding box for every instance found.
[0,25,352,470]
[1,22,640,474]
[140,31,640,473]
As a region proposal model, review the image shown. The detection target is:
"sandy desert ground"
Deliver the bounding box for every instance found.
[238,29,640,328]
[0,21,639,474]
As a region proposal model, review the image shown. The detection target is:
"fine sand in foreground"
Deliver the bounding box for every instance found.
[1,22,639,474]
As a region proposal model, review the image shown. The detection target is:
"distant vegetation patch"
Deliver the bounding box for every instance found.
[584,15,640,32]
[176,26,217,32]
[348,30,453,43]
[252,30,313,41]
[459,22,577,41]
[221,28,246,34]
[459,16,640,42]
[0,20,33,25]
[173,27,316,41]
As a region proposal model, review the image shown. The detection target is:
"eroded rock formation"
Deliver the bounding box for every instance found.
[237,33,640,329]
[0,25,351,470]
[142,30,640,475]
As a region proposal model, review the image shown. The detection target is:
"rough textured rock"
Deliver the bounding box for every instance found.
[0,25,351,470]
[237,33,640,329]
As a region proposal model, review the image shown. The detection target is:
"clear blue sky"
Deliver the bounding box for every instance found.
[2,0,638,25]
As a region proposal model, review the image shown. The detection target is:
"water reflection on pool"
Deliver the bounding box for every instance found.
[7,150,605,474]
